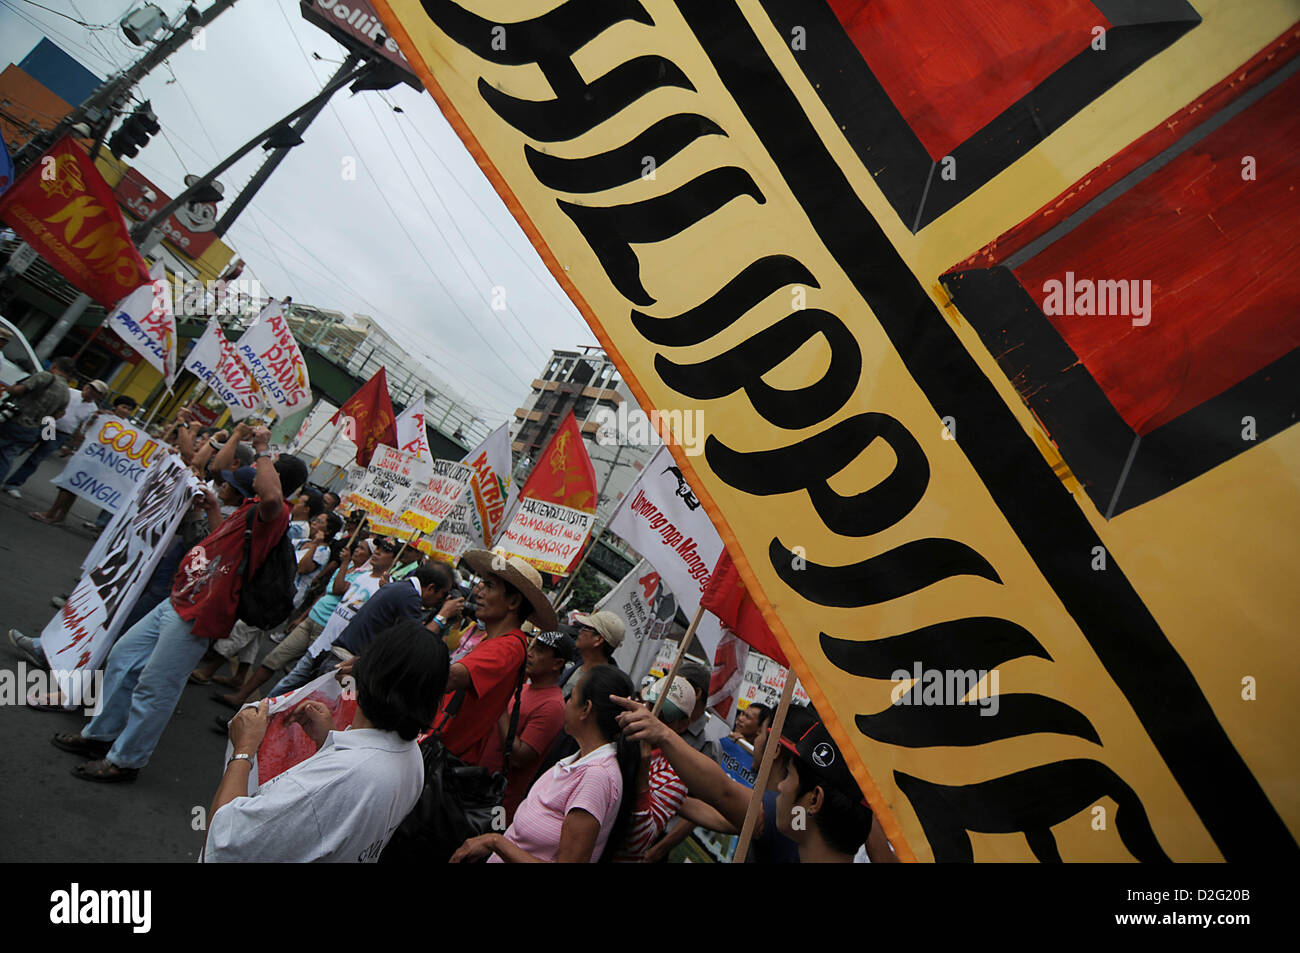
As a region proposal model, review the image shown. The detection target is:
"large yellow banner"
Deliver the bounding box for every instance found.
[378,0,1300,861]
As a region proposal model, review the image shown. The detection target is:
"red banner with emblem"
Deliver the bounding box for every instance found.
[0,137,149,306]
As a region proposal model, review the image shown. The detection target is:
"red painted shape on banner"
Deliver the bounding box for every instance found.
[332,367,398,467]
[256,689,358,784]
[0,137,149,306]
[702,551,789,667]
[1012,68,1300,435]
[828,0,1105,161]
[519,410,598,512]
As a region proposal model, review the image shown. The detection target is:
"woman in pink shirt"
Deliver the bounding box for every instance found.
[450,665,638,863]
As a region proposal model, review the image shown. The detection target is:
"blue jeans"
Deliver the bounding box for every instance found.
[268,648,331,698]
[81,600,211,769]
[2,429,69,488]
[0,421,42,485]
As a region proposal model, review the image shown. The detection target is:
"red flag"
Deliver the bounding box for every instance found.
[702,550,789,666]
[520,410,598,512]
[331,367,398,467]
[0,137,149,306]
[498,411,599,574]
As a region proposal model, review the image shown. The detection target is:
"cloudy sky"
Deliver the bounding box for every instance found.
[0,0,597,424]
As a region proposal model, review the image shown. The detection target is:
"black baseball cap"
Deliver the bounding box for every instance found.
[779,705,866,803]
[532,630,575,663]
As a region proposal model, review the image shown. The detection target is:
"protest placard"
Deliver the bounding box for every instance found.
[400,459,472,534]
[346,445,429,523]
[42,454,195,706]
[52,415,164,513]
[497,497,594,576]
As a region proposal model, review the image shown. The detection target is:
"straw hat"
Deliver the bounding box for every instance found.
[462,549,559,631]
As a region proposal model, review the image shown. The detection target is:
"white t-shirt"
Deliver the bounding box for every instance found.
[57,391,98,434]
[291,539,330,606]
[201,728,423,863]
[306,569,385,657]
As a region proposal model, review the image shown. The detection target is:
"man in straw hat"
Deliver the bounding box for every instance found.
[434,550,558,768]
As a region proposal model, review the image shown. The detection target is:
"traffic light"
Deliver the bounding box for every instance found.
[107,101,160,160]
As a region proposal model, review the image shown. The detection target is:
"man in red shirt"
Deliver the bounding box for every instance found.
[53,427,307,783]
[433,551,558,768]
[482,628,572,820]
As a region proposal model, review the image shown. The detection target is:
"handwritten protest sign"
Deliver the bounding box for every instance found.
[346,445,428,523]
[497,497,594,576]
[401,459,472,534]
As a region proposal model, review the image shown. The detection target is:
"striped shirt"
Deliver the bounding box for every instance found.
[616,749,687,862]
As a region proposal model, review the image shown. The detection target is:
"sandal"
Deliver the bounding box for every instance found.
[71,758,139,784]
[27,690,70,712]
[51,731,110,758]
[29,512,58,524]
[188,671,212,685]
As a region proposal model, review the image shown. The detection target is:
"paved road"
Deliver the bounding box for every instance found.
[0,456,228,862]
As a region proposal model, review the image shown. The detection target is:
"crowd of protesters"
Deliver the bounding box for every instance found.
[2,369,897,864]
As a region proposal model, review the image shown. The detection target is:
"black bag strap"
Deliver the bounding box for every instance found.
[435,631,529,769]
[234,505,256,587]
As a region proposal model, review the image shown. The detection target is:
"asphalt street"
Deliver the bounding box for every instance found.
[0,455,228,862]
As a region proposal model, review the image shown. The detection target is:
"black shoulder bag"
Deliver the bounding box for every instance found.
[380,632,529,864]
[234,507,297,629]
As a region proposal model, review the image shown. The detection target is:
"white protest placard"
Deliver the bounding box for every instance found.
[431,499,477,564]
[42,454,195,707]
[235,300,311,416]
[401,459,472,534]
[603,559,679,683]
[52,414,164,513]
[497,497,594,576]
[106,260,177,390]
[346,445,429,523]
[183,315,261,420]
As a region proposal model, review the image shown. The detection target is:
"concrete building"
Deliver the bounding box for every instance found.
[511,347,656,526]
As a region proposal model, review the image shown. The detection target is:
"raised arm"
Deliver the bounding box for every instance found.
[249,427,283,522]
[614,697,751,830]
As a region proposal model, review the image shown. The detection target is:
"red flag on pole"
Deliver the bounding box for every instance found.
[0,137,149,306]
[497,410,599,575]
[331,367,398,467]
[702,550,789,667]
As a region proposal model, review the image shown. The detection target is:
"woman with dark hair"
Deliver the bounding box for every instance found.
[450,664,639,863]
[201,620,449,863]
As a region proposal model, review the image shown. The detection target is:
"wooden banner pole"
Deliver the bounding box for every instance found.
[732,671,797,863]
[651,604,705,718]
[551,521,600,608]
[394,527,421,563]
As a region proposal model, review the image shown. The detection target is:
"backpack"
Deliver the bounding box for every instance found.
[234,506,297,629]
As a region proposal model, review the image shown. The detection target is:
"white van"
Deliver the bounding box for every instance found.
[0,315,42,390]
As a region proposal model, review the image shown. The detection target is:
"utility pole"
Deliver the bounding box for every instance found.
[214,53,361,236]
[34,58,373,359]
[11,0,242,177]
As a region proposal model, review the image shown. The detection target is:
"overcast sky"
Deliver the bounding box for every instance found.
[0,0,597,424]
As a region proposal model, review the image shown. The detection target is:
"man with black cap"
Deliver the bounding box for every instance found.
[52,426,308,782]
[483,628,574,820]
